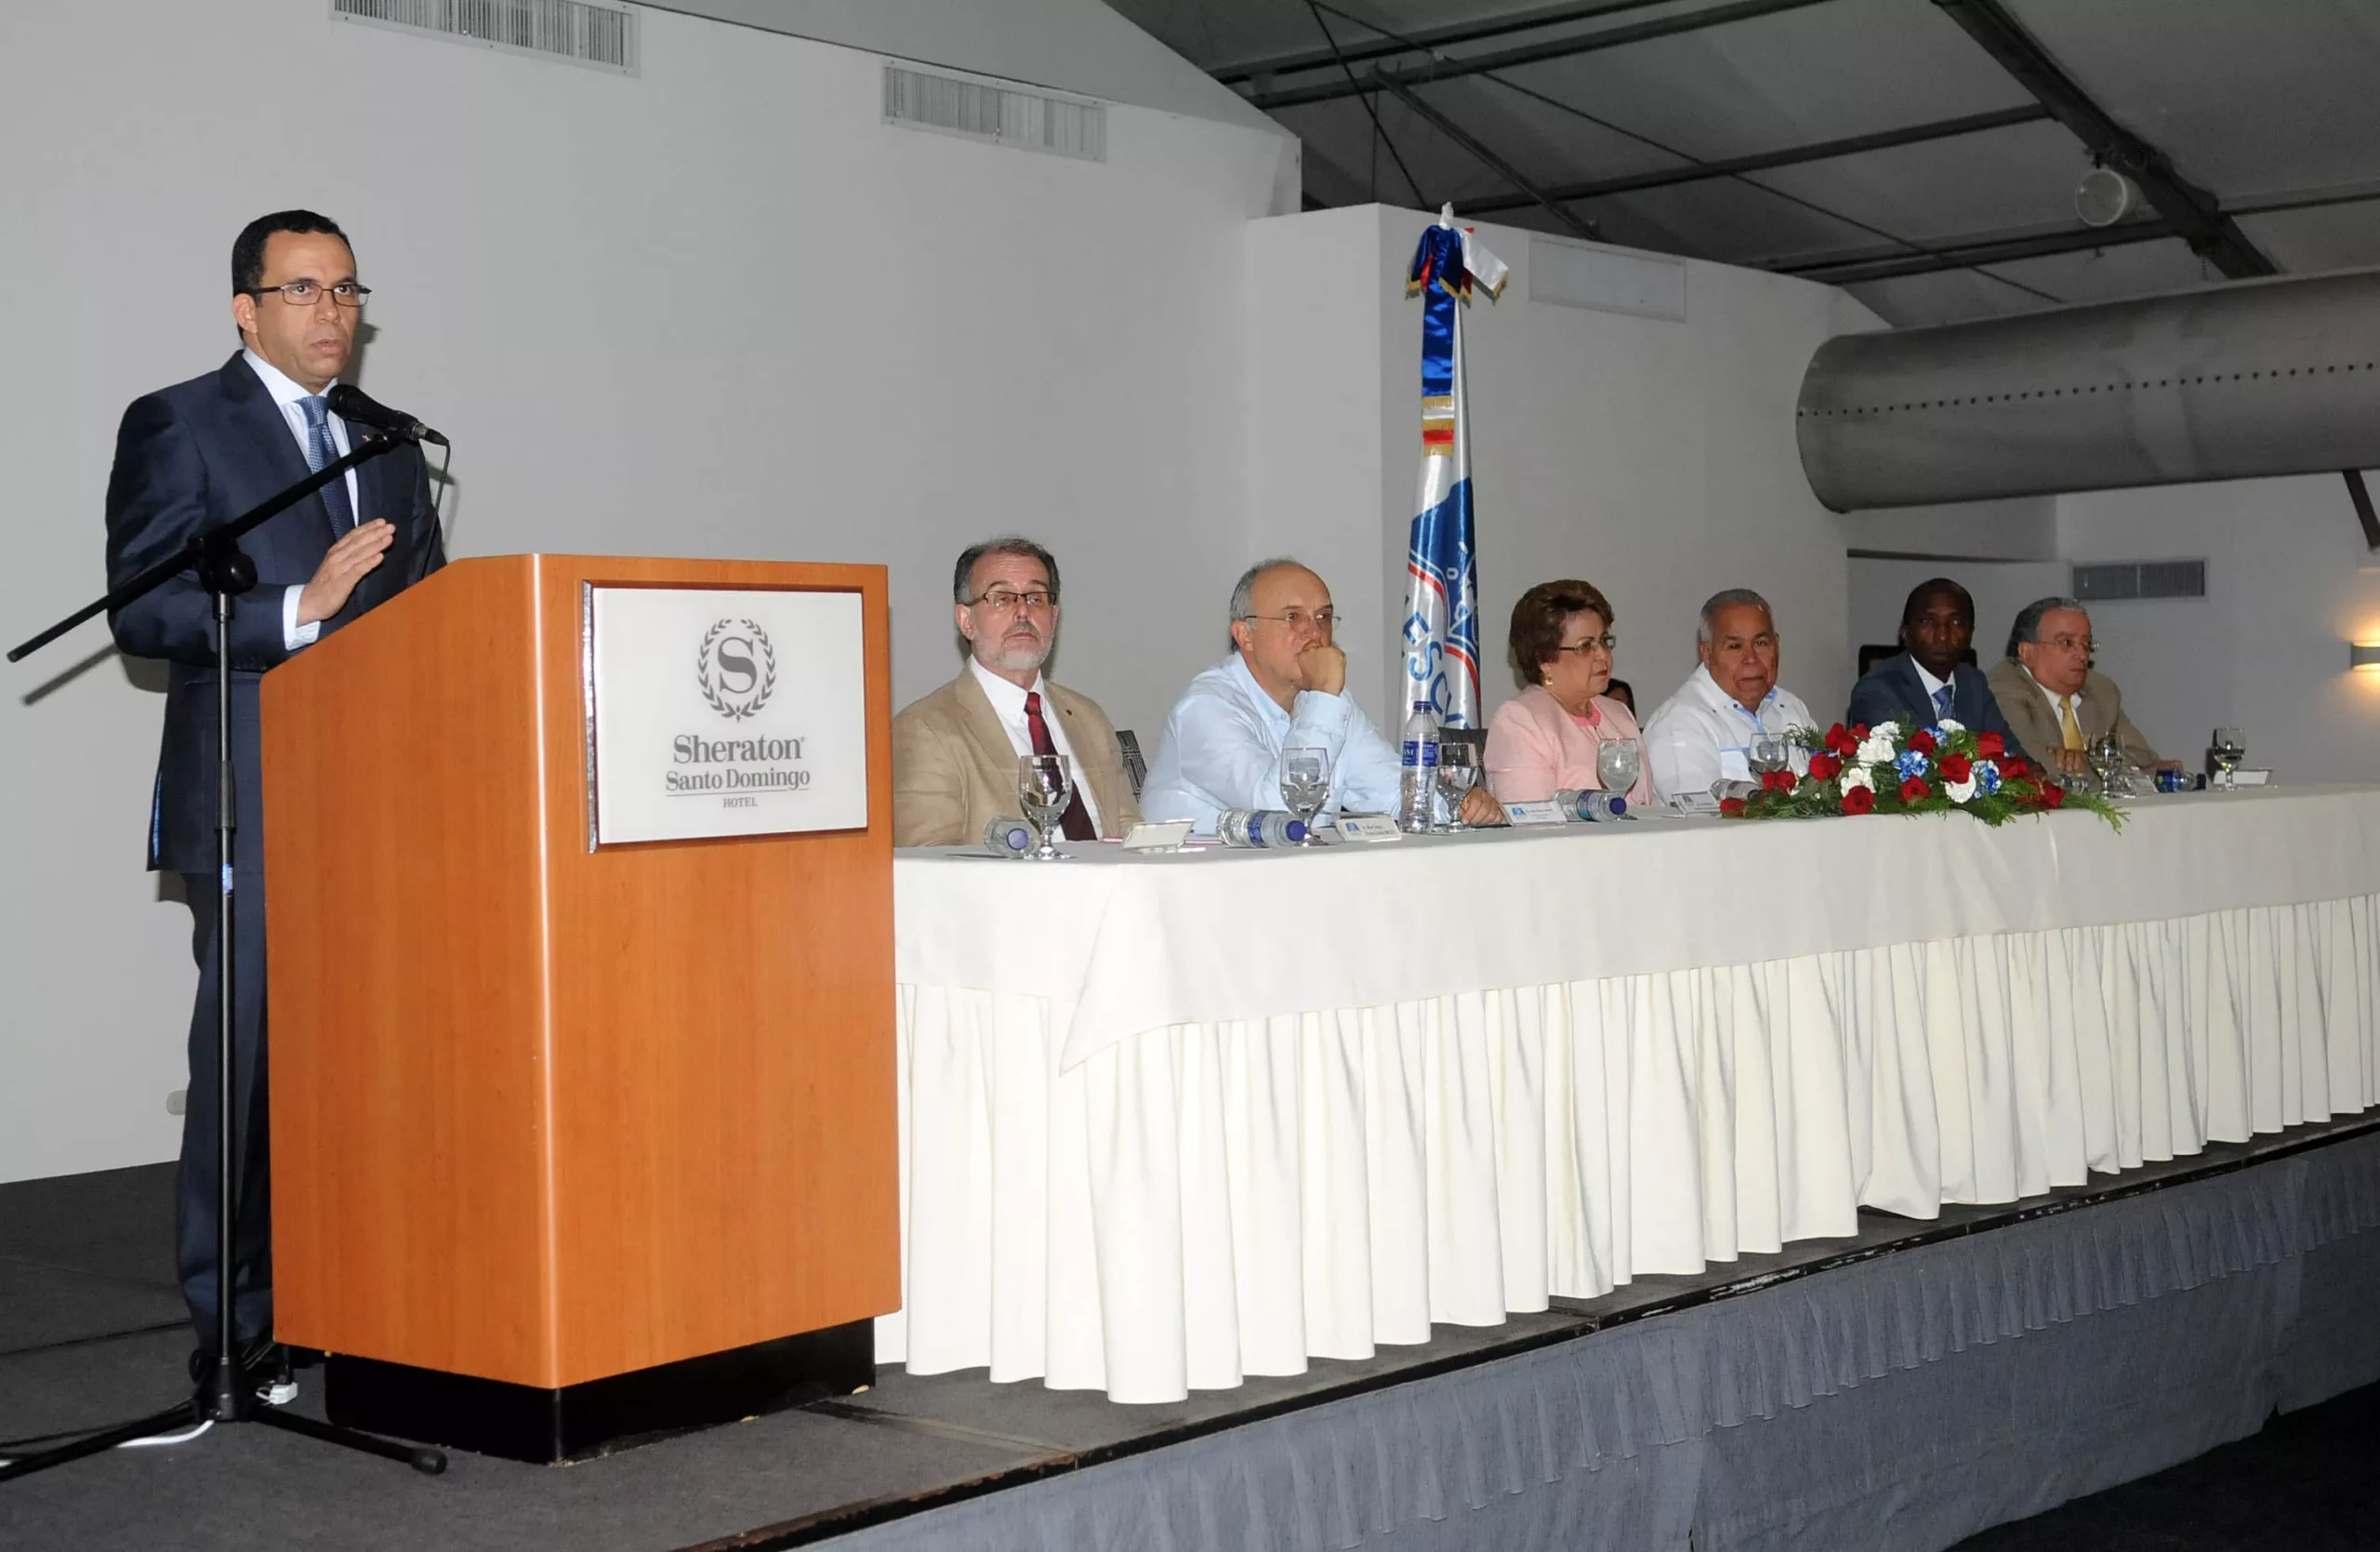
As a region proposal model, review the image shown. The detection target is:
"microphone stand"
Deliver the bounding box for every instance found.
[3,431,445,1481]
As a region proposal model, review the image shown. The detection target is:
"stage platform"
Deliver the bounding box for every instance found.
[5,1115,2377,1551]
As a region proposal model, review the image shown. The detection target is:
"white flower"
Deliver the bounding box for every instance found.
[1839,764,1876,796]
[1934,718,1965,735]
[1945,776,1977,803]
[1856,734,1897,766]
[1867,720,1902,742]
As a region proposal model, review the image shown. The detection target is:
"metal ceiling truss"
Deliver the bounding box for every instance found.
[1374,74,1600,240]
[1213,0,1681,86]
[1452,104,2049,218]
[1250,0,1835,113]
[1930,0,2275,278]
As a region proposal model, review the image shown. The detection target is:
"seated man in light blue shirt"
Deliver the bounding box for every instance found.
[1142,557,1502,832]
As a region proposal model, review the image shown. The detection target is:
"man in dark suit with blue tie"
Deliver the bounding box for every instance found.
[1846,578,2030,761]
[104,211,445,1394]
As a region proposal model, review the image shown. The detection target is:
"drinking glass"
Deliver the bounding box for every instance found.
[1281,746,1332,844]
[1015,753,1075,860]
[1748,736,1789,778]
[1596,737,1642,800]
[2211,726,2246,791]
[2090,730,2132,797]
[1436,740,1481,829]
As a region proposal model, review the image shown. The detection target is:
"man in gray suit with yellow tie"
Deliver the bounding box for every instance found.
[1987,596,2173,779]
[892,537,1140,847]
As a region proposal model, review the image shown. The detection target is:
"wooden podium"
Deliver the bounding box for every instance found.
[259,554,897,1461]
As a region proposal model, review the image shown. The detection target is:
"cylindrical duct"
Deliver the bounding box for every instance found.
[1797,267,2380,511]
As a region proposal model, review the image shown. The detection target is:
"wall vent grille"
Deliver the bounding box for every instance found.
[883,65,1105,162]
[2071,559,2207,602]
[332,0,637,75]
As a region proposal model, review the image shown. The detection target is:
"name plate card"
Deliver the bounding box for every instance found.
[588,586,867,846]
[1501,801,1570,827]
[1333,815,1403,842]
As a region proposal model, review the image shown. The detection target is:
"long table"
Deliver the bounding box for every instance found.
[876,787,2380,1401]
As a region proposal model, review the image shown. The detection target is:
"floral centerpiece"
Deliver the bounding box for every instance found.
[1721,719,2122,829]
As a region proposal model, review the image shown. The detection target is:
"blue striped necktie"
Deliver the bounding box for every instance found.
[1933,684,1955,722]
[298,395,356,533]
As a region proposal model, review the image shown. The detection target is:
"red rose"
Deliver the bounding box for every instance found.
[1898,776,1931,804]
[1824,723,1857,757]
[1939,751,1972,782]
[1909,729,1937,755]
[1808,751,1842,780]
[2001,757,2030,780]
[1977,731,2004,759]
[2041,782,2066,809]
[1841,785,1875,816]
[1850,723,1870,742]
[1761,767,1795,792]
[1719,797,1747,816]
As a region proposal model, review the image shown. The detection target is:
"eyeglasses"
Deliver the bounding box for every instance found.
[971,589,1055,613]
[1555,633,1617,656]
[1240,608,1339,632]
[2042,634,2096,654]
[244,279,371,308]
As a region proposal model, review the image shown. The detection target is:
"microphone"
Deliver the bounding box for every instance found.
[326,383,449,446]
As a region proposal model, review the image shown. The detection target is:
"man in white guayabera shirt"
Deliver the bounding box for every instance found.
[1643,588,1818,802]
[1141,557,1503,833]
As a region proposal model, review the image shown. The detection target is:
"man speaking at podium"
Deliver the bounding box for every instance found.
[103,211,446,1393]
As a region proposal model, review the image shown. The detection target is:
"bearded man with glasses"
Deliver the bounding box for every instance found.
[892,536,1141,846]
[102,209,445,1399]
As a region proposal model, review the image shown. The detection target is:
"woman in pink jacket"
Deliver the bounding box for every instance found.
[1485,578,1656,805]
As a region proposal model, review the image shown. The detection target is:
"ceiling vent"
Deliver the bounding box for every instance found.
[883,64,1105,163]
[332,0,637,75]
[2071,559,2207,602]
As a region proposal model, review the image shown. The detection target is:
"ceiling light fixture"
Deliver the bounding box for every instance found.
[2353,643,2380,670]
[2075,165,2134,229]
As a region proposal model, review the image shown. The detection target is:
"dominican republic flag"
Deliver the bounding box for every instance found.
[1401,206,1505,730]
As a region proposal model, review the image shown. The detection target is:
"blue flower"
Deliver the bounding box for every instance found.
[1976,760,2002,796]
[1894,749,1931,781]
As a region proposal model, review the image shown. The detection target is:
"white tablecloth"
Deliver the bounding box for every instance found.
[878,788,2380,1400]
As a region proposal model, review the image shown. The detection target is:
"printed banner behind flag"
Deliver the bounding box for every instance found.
[1401,206,1504,729]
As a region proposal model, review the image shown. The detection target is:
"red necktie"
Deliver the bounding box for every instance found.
[1025,690,1097,841]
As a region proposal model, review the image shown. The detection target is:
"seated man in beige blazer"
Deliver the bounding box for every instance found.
[892,536,1141,847]
[1986,595,2174,779]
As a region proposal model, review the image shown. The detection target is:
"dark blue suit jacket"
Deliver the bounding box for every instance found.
[105,353,445,874]
[1845,653,2032,765]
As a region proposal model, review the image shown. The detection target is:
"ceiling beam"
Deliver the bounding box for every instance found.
[1774,219,2175,285]
[1249,0,1835,113]
[1213,0,1676,86]
[1453,103,2048,217]
[1930,0,2275,278]
[1375,75,1601,241]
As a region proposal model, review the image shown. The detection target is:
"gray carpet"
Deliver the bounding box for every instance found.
[4,1121,2376,1551]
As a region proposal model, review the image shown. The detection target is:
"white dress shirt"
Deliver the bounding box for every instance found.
[1140,655,1402,833]
[243,350,361,653]
[1642,664,1817,801]
[967,656,1104,835]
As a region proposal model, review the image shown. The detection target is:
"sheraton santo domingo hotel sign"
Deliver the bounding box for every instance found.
[587,586,867,845]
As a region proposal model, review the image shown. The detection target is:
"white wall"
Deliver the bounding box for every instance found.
[0,0,1292,1182]
[1244,206,1878,733]
[2057,476,2380,779]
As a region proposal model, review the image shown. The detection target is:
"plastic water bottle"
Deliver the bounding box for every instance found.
[1399,699,1440,833]
[982,815,1038,856]
[1215,809,1308,847]
[1551,788,1627,821]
